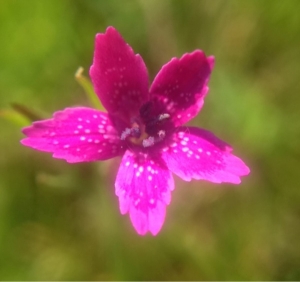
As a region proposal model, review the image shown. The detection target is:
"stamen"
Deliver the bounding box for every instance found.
[158,113,170,121]
[121,125,142,141]
[142,136,155,147]
[158,130,165,139]
[148,112,170,127]
[121,128,131,140]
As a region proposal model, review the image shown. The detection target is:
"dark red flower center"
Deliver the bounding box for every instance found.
[121,99,174,148]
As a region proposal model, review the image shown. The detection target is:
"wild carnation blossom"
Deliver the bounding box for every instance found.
[21,26,250,235]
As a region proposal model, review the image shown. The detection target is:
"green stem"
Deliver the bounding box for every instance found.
[75,67,104,111]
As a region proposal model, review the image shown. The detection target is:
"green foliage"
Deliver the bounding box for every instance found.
[0,0,299,280]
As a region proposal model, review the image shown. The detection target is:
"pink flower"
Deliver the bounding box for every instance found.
[21,27,250,235]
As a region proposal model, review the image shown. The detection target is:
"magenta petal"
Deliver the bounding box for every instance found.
[115,150,174,235]
[150,51,213,126]
[162,127,250,184]
[90,26,149,121]
[21,107,124,163]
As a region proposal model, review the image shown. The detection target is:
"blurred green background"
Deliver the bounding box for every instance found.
[1,0,300,280]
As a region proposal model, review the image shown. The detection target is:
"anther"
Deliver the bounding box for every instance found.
[158,130,166,139]
[121,128,131,140]
[142,136,155,147]
[121,126,141,141]
[148,113,170,126]
[158,113,170,121]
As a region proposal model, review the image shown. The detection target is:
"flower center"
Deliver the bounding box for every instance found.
[120,112,170,148]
